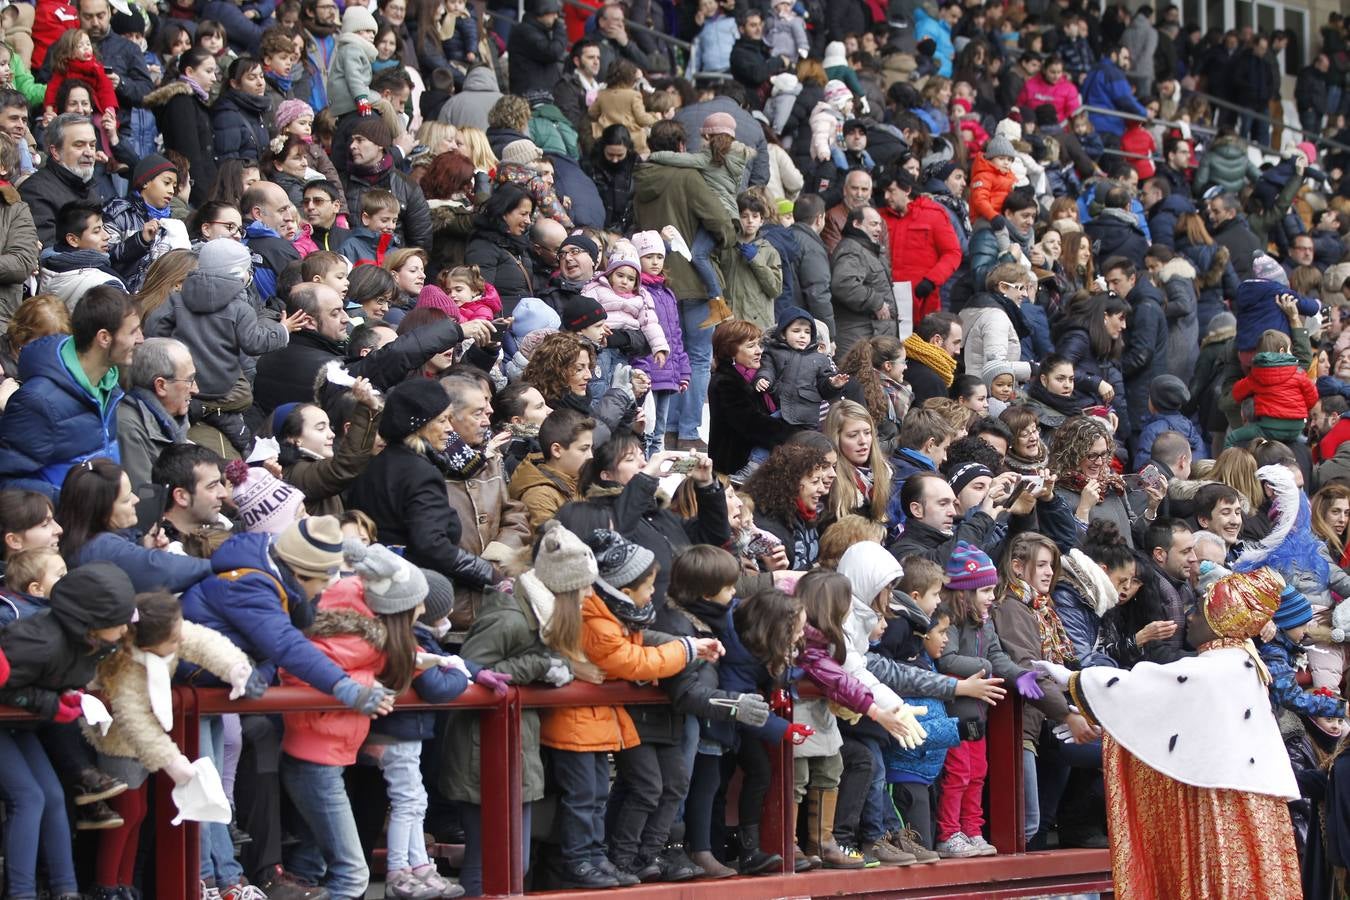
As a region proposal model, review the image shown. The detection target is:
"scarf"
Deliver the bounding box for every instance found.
[182,74,209,103]
[854,465,874,502]
[735,361,775,412]
[349,153,395,186]
[265,68,294,93]
[142,194,173,219]
[1004,442,1048,476]
[795,496,819,524]
[903,333,956,387]
[1059,468,1125,499]
[1026,380,1084,417]
[431,432,487,480]
[1006,579,1076,665]
[129,646,176,731]
[597,578,657,628]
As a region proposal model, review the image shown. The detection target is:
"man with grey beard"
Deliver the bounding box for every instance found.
[20,114,104,248]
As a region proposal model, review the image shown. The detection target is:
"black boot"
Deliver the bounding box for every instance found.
[737,824,784,875]
[558,860,620,889]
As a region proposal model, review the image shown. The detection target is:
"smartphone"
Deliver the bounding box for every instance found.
[999,479,1030,509]
[659,454,698,475]
[746,531,783,558]
[1020,474,1044,493]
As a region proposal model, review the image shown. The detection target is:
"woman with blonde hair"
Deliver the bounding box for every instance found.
[134,249,198,318]
[457,125,497,174]
[823,401,893,527]
[1,295,70,383]
[1209,447,1263,512]
[382,246,429,324]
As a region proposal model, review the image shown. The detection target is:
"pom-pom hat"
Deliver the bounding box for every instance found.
[944,541,998,590]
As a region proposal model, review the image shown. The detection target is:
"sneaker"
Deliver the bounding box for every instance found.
[385,869,441,900]
[557,860,620,889]
[74,768,128,805]
[256,865,331,900]
[889,828,940,864]
[935,833,982,858]
[201,884,224,900]
[412,864,464,898]
[862,838,915,866]
[222,883,270,900]
[596,858,639,886]
[90,887,124,900]
[968,834,998,856]
[76,800,124,830]
[852,844,883,868]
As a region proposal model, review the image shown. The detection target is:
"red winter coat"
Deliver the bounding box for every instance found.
[1232,352,1318,421]
[1120,123,1156,180]
[45,56,119,114]
[33,0,79,70]
[881,195,962,321]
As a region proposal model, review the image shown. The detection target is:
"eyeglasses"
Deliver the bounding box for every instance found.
[207,221,241,236]
[559,247,587,258]
[165,374,198,385]
[998,281,1030,294]
[1085,449,1112,461]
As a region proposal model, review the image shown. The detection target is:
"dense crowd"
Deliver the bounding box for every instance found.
[0,0,1348,897]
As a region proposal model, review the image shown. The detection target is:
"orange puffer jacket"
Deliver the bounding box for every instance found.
[539,593,692,752]
[969,154,1016,223]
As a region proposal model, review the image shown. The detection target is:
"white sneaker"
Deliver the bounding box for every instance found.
[968,834,998,856]
[935,832,982,858]
[200,883,224,900]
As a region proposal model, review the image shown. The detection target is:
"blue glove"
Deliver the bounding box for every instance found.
[1015,670,1045,700]
[738,242,756,261]
[332,676,393,715]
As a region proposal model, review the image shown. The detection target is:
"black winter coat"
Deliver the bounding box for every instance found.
[1121,283,1169,437]
[1054,325,1128,426]
[707,365,798,475]
[345,443,496,589]
[506,15,566,95]
[729,36,789,91]
[212,89,270,161]
[1085,209,1150,269]
[464,228,534,313]
[906,358,950,405]
[344,166,433,252]
[784,82,824,161]
[1210,216,1264,280]
[587,155,636,233]
[19,161,101,248]
[636,597,743,745]
[147,81,216,206]
[253,330,344,414]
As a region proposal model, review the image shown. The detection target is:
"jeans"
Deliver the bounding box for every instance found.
[459,801,532,897]
[221,713,241,801]
[861,736,902,841]
[200,716,244,885]
[647,390,677,455]
[690,228,723,299]
[281,754,370,899]
[368,741,429,872]
[608,741,691,864]
[0,729,78,898]
[550,749,610,865]
[1022,748,1040,843]
[678,300,713,441]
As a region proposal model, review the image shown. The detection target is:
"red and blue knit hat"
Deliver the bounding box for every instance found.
[945,541,998,590]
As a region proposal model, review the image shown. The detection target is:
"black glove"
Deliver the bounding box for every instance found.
[606,329,651,357]
[915,278,935,298]
[990,214,1008,232]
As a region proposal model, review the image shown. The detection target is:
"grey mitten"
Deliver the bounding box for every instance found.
[332,676,393,715]
[543,657,574,687]
[1332,600,1350,643]
[733,693,771,727]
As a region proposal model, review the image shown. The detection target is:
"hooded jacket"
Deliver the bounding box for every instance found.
[508,455,578,532]
[1145,192,1196,251]
[211,88,270,161]
[583,272,669,355]
[1155,255,1201,380]
[1232,351,1318,420]
[0,334,123,489]
[1051,549,1120,669]
[960,291,1033,384]
[756,306,846,427]
[831,226,896,360]
[0,562,135,719]
[438,66,502,132]
[836,542,906,714]
[38,247,124,310]
[969,154,1016,223]
[1233,279,1320,352]
[146,268,289,399]
[882,195,963,320]
[1195,134,1261,196]
[326,32,378,118]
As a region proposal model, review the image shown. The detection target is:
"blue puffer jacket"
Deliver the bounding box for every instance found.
[1258,631,1345,720]
[914,7,954,78]
[1146,192,1196,250]
[884,656,959,785]
[178,533,346,692]
[369,623,476,742]
[689,14,738,74]
[702,598,791,747]
[1081,57,1147,137]
[1050,581,1116,669]
[72,530,212,594]
[1135,412,1206,469]
[0,334,123,490]
[1233,279,1320,353]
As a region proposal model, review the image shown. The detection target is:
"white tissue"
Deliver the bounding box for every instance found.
[246,437,280,464]
[667,231,692,262]
[171,758,232,825]
[80,694,113,736]
[323,360,356,387]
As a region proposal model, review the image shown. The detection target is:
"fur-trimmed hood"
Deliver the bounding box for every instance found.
[1196,244,1232,290]
[1156,256,1196,283]
[304,577,386,650]
[1201,321,1236,347]
[144,79,198,109]
[1059,548,1119,617]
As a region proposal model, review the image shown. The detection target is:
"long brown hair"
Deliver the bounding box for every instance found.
[823,401,892,525]
[136,249,199,317]
[377,608,417,694]
[837,336,903,425]
[1176,211,1214,246]
[734,587,802,678]
[997,532,1061,600]
[1313,483,1350,560]
[796,570,851,664]
[541,586,586,663]
[1209,447,1263,510]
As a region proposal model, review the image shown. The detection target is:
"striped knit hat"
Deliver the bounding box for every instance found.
[945,541,998,590]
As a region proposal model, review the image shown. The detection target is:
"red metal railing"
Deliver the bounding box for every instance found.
[0,683,1111,899]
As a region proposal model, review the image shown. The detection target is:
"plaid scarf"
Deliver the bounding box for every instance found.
[1007,578,1076,665]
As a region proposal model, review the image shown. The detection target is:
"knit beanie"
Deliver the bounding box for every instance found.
[510,296,561,340]
[588,528,655,589]
[501,139,544,166]
[378,378,450,443]
[345,540,428,615]
[630,230,664,259]
[419,569,455,625]
[560,233,600,266]
[700,112,737,137]
[947,462,993,498]
[196,238,254,281]
[1251,252,1289,285]
[561,293,607,332]
[533,520,598,593]
[981,359,1016,388]
[823,79,852,107]
[984,134,1016,160]
[1148,374,1189,412]
[1206,311,1236,336]
[930,160,960,183]
[823,41,847,69]
[224,460,306,534]
[603,256,639,279]
[351,116,394,150]
[275,99,315,134]
[132,154,176,192]
[1297,141,1317,166]
[274,516,345,579]
[1034,103,1058,127]
[341,4,379,34]
[945,541,998,590]
[1272,583,1313,631]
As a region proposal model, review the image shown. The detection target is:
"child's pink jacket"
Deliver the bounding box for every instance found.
[583,276,669,355]
[416,282,503,322]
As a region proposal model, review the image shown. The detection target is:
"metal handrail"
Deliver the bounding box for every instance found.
[1186,87,1350,157]
[560,0,693,52]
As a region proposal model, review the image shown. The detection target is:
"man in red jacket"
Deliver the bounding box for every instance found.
[878,167,962,323]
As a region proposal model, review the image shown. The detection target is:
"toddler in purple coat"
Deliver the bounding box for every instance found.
[630,230,692,456]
